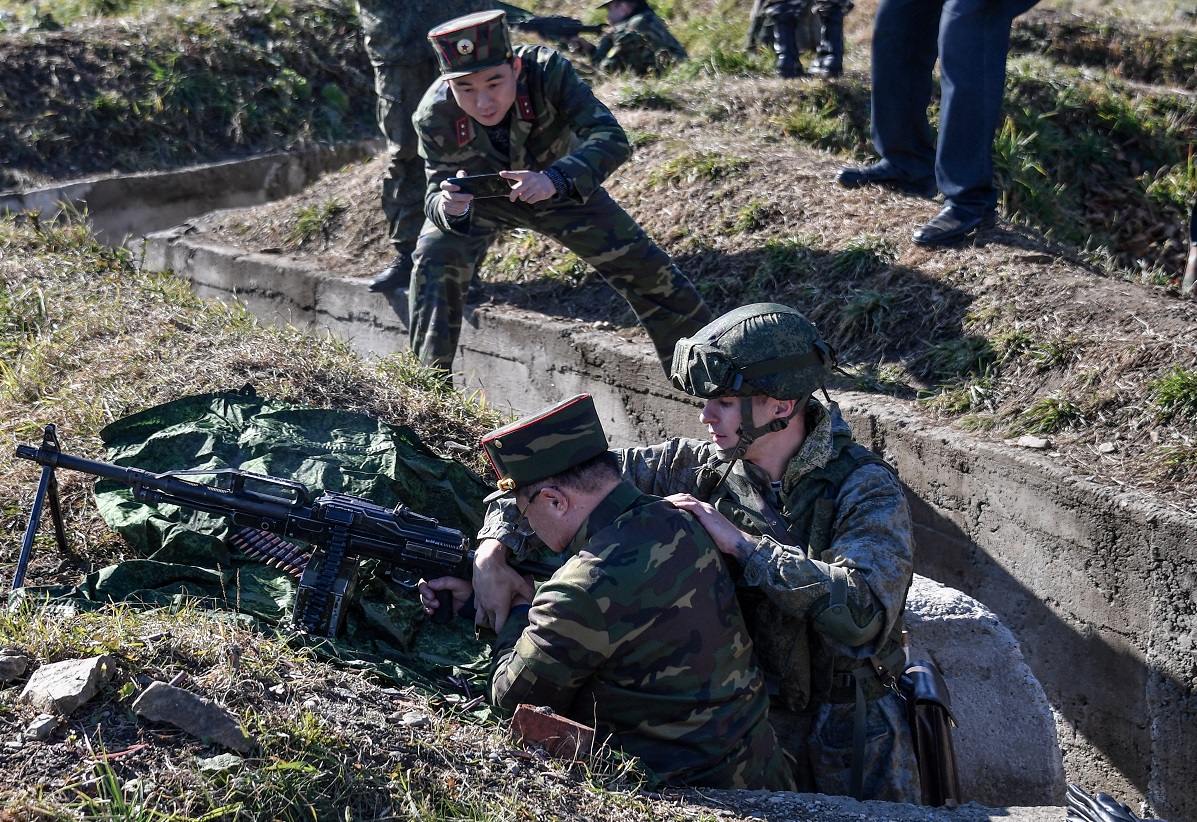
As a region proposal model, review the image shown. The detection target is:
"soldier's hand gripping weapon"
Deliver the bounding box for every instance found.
[13,424,548,637]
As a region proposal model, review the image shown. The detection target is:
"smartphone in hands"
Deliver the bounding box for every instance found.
[453,174,514,199]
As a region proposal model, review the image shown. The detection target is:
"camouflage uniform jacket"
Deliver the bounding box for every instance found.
[591,8,687,75]
[490,481,794,791]
[413,44,630,234]
[355,0,493,66]
[481,399,914,712]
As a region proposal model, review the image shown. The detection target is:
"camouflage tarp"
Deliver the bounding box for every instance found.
[15,389,498,692]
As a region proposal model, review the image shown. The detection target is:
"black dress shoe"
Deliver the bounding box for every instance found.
[911,206,996,247]
[368,255,412,292]
[835,163,936,198]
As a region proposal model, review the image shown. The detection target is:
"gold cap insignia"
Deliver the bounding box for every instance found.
[456,38,475,55]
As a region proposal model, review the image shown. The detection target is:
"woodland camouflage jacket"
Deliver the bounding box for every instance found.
[413,44,630,233]
[489,482,794,790]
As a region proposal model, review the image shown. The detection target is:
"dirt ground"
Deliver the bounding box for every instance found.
[192,72,1197,514]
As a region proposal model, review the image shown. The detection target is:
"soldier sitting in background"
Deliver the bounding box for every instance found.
[408,9,710,373]
[568,0,687,75]
[419,395,795,791]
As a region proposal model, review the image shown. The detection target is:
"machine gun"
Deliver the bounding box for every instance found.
[509,14,605,44]
[13,424,549,637]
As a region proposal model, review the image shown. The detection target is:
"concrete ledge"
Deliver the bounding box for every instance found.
[0,140,380,248]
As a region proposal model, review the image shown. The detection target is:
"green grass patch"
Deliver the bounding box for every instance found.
[826,236,897,280]
[731,199,774,234]
[285,197,346,248]
[838,289,896,338]
[1151,367,1197,421]
[916,337,998,380]
[1013,395,1088,435]
[920,373,999,415]
[614,83,684,111]
[0,0,375,182]
[648,150,751,187]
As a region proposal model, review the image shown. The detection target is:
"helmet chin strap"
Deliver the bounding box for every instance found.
[713,396,802,490]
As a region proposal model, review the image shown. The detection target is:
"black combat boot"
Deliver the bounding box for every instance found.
[808,8,844,78]
[368,243,415,292]
[772,13,804,78]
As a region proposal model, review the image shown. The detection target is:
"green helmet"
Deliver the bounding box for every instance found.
[670,303,836,400]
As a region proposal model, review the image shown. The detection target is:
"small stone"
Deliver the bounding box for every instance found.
[303,698,319,711]
[197,752,244,773]
[268,684,285,696]
[1016,435,1051,450]
[0,655,29,684]
[1098,442,1117,454]
[401,712,430,727]
[26,714,59,741]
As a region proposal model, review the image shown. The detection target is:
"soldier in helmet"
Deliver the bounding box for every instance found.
[408,9,711,373]
[471,304,920,802]
[568,0,688,76]
[419,394,795,791]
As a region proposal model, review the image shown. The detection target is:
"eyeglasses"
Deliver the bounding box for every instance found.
[514,485,556,534]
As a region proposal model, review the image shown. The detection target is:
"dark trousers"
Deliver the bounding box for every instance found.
[375,60,438,250]
[869,0,1039,215]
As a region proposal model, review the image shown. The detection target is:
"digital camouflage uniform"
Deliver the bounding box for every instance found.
[591,7,687,75]
[490,481,795,790]
[481,398,921,802]
[355,0,496,253]
[410,42,710,372]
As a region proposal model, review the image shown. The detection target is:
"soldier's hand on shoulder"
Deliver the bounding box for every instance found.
[666,492,758,561]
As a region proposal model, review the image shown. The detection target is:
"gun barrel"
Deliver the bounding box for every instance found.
[15,443,302,529]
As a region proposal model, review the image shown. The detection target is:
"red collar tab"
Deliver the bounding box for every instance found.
[455,116,474,147]
[517,93,535,120]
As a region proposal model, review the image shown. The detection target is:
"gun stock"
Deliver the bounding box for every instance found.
[13,424,542,637]
[510,15,605,43]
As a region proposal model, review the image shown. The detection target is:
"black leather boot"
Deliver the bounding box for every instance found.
[773,13,804,78]
[369,244,415,292]
[808,8,844,78]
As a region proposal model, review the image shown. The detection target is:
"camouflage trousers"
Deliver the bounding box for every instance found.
[408,188,712,373]
[762,0,854,17]
[374,60,439,249]
[771,690,921,803]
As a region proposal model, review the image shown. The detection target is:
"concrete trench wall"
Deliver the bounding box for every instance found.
[141,224,1197,820]
[0,141,379,248]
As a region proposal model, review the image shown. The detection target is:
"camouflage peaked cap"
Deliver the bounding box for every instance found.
[481,394,609,503]
[428,10,514,80]
[670,303,836,400]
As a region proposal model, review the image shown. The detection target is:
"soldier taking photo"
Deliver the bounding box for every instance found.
[407,9,711,374]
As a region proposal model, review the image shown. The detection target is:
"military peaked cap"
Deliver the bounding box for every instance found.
[481,394,609,503]
[428,10,514,80]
